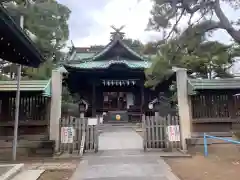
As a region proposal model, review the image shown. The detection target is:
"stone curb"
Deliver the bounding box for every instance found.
[0,163,24,180]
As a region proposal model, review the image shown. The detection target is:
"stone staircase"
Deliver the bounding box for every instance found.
[0,164,47,180]
[0,164,27,180]
[11,169,44,180]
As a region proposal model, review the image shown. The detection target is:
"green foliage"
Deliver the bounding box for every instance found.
[1,60,54,80]
[142,41,159,54]
[144,44,173,88]
[146,0,240,84]
[0,74,11,80]
[188,41,236,78]
[6,0,71,62]
[123,38,144,52]
[145,37,238,88]
[22,60,54,80]
[61,85,81,116]
[62,85,74,104]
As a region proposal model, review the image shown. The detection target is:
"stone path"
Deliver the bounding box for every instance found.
[70,125,180,180]
[71,150,180,180]
[98,126,143,150]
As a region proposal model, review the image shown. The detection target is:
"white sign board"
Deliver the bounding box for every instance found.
[61,127,75,144]
[99,117,103,124]
[167,125,180,142]
[88,118,98,125]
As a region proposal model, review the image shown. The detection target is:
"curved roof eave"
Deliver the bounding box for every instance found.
[77,39,146,62]
[63,61,151,71]
[0,5,45,67]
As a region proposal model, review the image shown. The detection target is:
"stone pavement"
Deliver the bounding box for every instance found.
[98,126,143,150]
[71,149,180,180]
[70,125,180,180]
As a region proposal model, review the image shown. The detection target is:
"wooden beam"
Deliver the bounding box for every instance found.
[141,84,144,113]
[92,81,96,117]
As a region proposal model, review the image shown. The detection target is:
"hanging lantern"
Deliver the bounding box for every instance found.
[169,84,176,91]
[116,114,121,120]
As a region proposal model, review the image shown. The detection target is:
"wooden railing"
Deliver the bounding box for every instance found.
[59,116,100,155]
[142,114,181,151]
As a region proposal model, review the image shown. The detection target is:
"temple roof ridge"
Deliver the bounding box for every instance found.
[64,26,151,69]
[78,37,146,62]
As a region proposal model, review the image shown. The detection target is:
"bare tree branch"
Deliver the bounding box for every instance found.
[150,0,240,43]
[214,0,240,41]
[166,9,185,40]
[183,0,213,14]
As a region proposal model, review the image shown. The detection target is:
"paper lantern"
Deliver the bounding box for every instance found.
[116,114,121,120]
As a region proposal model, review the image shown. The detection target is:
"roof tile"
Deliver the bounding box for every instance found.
[0,80,51,96]
[187,78,240,95]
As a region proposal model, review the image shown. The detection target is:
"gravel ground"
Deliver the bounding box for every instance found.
[37,169,74,180]
[165,144,240,180]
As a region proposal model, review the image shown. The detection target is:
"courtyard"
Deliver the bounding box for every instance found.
[0,1,240,180]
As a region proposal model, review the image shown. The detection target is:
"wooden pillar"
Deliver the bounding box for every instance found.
[176,68,192,151]
[141,84,145,113]
[50,70,62,152]
[228,93,235,119]
[92,82,96,117]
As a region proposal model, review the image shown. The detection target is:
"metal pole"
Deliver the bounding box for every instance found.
[12,15,24,161]
[203,133,208,157]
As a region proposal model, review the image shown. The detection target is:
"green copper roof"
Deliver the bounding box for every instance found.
[65,60,151,69]
[187,78,240,95]
[0,80,51,97]
[89,39,146,61]
[64,32,152,70]
[67,35,147,63]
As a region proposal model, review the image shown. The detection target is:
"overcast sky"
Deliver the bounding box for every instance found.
[57,0,240,47]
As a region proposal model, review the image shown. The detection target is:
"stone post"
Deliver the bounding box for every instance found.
[50,70,62,152]
[176,68,192,151]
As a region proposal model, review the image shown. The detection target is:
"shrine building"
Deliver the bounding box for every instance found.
[62,28,174,122]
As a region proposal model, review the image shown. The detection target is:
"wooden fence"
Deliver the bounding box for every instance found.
[0,95,50,137]
[191,93,240,122]
[59,116,99,155]
[142,114,181,151]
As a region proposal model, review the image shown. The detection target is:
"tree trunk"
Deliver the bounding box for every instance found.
[213,0,240,43]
